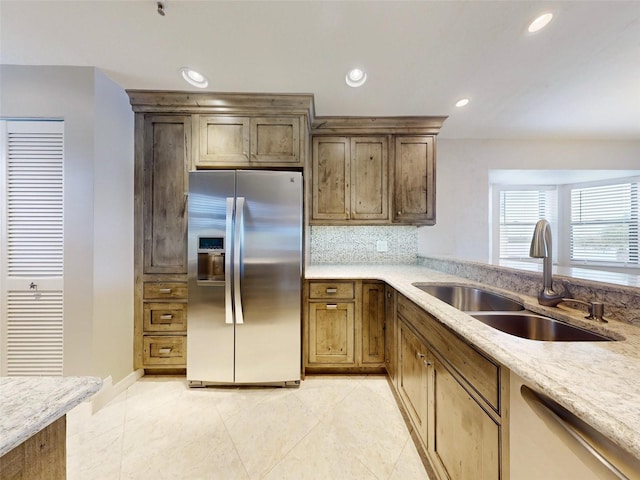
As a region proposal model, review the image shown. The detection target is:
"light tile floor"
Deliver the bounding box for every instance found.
[67,375,430,480]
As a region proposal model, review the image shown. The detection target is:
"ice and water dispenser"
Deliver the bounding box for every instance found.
[197,236,225,283]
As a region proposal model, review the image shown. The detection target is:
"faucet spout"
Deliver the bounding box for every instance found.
[530,219,564,306]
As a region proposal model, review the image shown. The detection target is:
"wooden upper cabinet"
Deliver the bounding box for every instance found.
[143,115,190,274]
[251,117,300,164]
[311,117,445,226]
[351,137,389,221]
[312,136,350,220]
[394,136,435,225]
[198,116,250,164]
[196,115,301,167]
[311,135,389,223]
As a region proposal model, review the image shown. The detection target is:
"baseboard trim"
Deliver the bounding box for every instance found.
[90,369,144,413]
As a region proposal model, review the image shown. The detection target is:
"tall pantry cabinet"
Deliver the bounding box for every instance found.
[134,114,191,371]
[129,91,314,373]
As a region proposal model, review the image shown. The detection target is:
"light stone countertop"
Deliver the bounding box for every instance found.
[0,376,102,457]
[306,264,640,459]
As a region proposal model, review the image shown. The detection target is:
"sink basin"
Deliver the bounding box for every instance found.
[413,284,524,312]
[471,313,613,342]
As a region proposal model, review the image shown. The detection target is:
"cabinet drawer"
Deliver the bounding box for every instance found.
[143,282,187,299]
[143,336,186,366]
[143,303,187,332]
[308,281,355,300]
[398,295,501,413]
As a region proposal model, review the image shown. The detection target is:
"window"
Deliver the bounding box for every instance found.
[497,188,557,260]
[492,174,640,272]
[571,180,639,266]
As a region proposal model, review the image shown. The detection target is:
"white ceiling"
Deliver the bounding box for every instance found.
[1,0,639,140]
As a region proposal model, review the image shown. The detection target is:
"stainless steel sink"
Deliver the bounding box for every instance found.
[413,284,524,312]
[471,313,613,342]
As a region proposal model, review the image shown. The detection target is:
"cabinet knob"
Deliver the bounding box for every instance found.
[397,211,402,215]
[424,360,433,367]
[416,352,425,359]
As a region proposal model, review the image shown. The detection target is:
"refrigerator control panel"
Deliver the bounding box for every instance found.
[197,236,225,282]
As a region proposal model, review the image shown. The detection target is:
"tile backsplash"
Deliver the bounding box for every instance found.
[310,226,417,264]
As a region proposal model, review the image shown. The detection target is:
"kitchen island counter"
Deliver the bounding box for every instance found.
[0,376,102,457]
[306,264,640,460]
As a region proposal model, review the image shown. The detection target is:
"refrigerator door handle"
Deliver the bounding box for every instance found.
[233,197,245,325]
[225,197,234,325]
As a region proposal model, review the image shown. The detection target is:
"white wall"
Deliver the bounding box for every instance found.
[0,65,134,383]
[419,139,640,262]
[92,71,134,382]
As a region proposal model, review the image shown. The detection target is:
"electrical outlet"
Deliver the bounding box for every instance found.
[376,240,388,252]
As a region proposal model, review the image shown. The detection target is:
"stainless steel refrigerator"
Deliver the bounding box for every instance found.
[187,170,302,387]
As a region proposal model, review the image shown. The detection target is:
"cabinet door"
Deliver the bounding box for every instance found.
[312,137,350,221]
[430,358,501,480]
[250,117,300,164]
[394,136,435,225]
[398,319,429,445]
[362,282,385,364]
[308,302,355,364]
[198,115,250,165]
[384,285,397,382]
[350,137,389,221]
[143,115,190,274]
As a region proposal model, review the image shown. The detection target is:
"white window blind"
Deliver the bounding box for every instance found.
[571,181,639,265]
[499,189,557,259]
[2,121,64,376]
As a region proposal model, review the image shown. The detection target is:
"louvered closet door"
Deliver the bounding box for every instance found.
[0,120,64,376]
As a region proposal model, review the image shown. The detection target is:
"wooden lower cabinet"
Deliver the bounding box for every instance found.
[430,357,501,480]
[307,302,355,364]
[362,281,385,364]
[384,285,397,383]
[304,279,385,373]
[398,318,429,446]
[393,293,508,480]
[137,281,188,371]
[0,416,66,480]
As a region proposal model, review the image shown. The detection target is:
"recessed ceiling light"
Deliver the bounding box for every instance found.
[528,13,553,33]
[455,98,470,108]
[345,68,367,88]
[180,67,208,88]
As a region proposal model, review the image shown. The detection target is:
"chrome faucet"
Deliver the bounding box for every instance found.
[529,219,564,306]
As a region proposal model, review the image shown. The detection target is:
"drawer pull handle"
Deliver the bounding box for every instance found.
[326,304,338,309]
[325,288,338,294]
[159,288,172,294]
[159,314,173,320]
[416,352,425,359]
[158,347,172,355]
